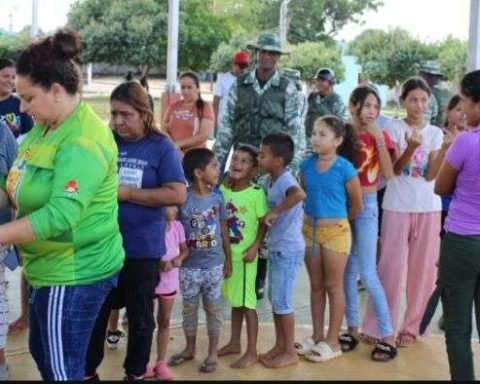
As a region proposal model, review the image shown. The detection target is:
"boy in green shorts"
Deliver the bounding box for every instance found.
[218,144,268,369]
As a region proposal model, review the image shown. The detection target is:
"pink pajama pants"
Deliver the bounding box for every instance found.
[362,210,440,338]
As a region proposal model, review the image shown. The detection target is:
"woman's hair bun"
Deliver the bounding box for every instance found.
[52,28,82,60]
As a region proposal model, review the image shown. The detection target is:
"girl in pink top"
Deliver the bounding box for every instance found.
[145,206,189,380]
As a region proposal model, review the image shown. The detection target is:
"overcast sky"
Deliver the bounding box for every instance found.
[0,0,471,43]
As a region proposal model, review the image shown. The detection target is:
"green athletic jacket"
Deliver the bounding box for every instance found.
[2,101,124,288]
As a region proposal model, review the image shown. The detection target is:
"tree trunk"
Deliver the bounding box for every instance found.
[141,65,150,77]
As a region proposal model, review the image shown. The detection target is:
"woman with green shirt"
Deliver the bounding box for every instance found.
[0,29,124,380]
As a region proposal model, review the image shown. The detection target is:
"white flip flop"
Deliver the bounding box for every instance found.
[294,337,316,355]
[304,341,342,363]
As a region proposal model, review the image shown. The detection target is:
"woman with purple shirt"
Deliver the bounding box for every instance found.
[434,70,480,381]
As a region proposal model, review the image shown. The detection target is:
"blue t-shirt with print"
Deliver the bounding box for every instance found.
[300,154,357,219]
[116,132,186,259]
[180,188,227,269]
[267,170,305,253]
[0,95,34,138]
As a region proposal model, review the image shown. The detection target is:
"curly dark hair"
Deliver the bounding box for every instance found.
[16,28,82,95]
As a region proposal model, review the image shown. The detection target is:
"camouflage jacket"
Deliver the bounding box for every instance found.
[431,83,450,127]
[305,90,346,139]
[213,69,305,174]
[423,93,439,126]
[297,90,307,157]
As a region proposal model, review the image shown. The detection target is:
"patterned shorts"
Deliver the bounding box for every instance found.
[179,264,224,302]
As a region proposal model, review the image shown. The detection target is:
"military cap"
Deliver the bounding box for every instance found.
[247,32,289,54]
[419,61,443,77]
[314,68,336,84]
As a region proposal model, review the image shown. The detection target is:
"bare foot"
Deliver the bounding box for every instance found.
[199,358,218,373]
[167,348,196,367]
[396,331,416,348]
[218,342,241,356]
[259,346,282,364]
[359,333,379,346]
[263,352,299,369]
[230,351,258,369]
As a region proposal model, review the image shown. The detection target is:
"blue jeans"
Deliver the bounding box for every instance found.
[267,250,304,315]
[29,276,117,381]
[344,193,393,337]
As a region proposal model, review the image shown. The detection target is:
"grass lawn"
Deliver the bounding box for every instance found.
[84,95,406,124]
[84,95,163,122]
[84,96,113,122]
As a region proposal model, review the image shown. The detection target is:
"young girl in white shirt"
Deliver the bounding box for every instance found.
[361,76,449,348]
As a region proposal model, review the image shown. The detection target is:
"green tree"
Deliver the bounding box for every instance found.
[281,41,345,82]
[0,27,44,61]
[435,36,468,84]
[178,0,233,71]
[257,0,383,44]
[68,0,168,75]
[212,0,261,36]
[0,33,29,61]
[349,28,436,87]
[209,33,254,73]
[68,0,233,73]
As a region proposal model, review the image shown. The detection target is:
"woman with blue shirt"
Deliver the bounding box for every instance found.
[295,116,362,363]
[85,82,187,381]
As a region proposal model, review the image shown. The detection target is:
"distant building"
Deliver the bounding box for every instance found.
[335,55,389,111]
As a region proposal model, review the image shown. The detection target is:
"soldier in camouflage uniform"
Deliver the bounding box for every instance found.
[282,68,307,155]
[213,32,305,176]
[305,68,346,153]
[213,33,304,300]
[282,68,308,123]
[418,61,450,126]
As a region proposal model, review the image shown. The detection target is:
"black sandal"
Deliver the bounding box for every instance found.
[371,341,397,362]
[338,333,359,352]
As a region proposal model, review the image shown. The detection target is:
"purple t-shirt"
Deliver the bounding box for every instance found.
[444,127,480,235]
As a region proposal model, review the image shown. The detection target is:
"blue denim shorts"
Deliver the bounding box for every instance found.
[267,250,304,315]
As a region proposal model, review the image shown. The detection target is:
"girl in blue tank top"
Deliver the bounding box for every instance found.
[294,116,362,363]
